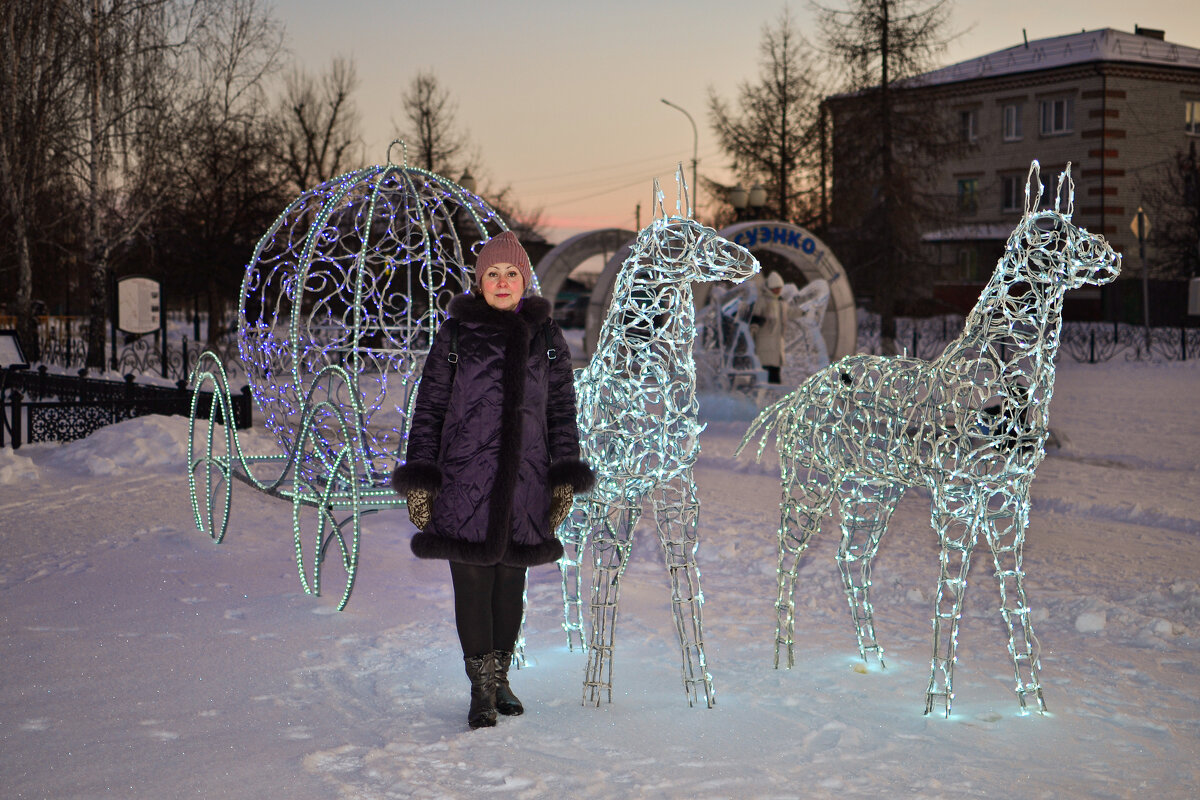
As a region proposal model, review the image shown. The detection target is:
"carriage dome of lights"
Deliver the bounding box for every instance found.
[236,147,524,481]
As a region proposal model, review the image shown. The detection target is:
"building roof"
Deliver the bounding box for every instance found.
[906,28,1200,88]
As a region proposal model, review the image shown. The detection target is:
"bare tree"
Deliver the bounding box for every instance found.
[0,0,80,361]
[1144,141,1200,280]
[708,8,825,225]
[485,185,545,241]
[399,71,467,175]
[815,0,955,353]
[163,0,287,345]
[68,0,205,369]
[279,56,363,193]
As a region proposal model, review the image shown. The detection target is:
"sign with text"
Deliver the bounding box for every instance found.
[117,276,161,334]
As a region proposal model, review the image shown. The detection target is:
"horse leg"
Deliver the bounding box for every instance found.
[775,466,835,669]
[835,478,905,668]
[651,474,714,708]
[925,484,984,716]
[582,496,643,706]
[557,498,599,652]
[983,485,1047,714]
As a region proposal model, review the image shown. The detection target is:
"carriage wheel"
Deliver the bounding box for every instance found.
[291,407,363,611]
[187,366,235,544]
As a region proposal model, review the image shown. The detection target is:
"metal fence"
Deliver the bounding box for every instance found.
[1,366,252,450]
[856,314,1199,363]
[1,314,241,382]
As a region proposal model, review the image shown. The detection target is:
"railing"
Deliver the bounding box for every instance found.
[1,314,241,381]
[1,366,252,450]
[856,314,1199,363]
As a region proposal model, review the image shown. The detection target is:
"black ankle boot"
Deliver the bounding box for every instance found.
[463,653,498,729]
[493,650,524,716]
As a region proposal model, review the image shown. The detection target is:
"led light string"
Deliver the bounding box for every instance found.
[558,173,759,708]
[737,161,1121,716]
[188,150,518,610]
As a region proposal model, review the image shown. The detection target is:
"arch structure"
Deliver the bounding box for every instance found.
[534,228,636,353]
[712,221,857,361]
[576,221,856,360]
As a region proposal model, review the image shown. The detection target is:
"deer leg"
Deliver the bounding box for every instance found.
[836,479,904,668]
[776,467,835,669]
[983,486,1047,715]
[557,497,600,652]
[582,496,642,706]
[651,475,714,708]
[926,486,983,717]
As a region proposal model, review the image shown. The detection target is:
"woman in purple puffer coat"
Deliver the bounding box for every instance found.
[391,231,594,730]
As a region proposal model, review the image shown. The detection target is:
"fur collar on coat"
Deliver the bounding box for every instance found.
[447,291,551,328]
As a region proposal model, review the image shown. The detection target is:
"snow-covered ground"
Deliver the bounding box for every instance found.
[1,359,1198,799]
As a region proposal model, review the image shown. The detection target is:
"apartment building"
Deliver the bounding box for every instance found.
[827,26,1200,317]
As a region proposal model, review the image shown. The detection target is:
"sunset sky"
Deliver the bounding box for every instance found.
[282,0,1200,241]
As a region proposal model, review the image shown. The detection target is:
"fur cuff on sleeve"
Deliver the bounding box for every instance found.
[391,461,442,495]
[548,459,596,495]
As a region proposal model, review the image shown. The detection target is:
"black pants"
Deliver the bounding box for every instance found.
[449,562,527,658]
[764,365,781,384]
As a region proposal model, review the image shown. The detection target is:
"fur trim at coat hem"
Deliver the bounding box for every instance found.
[390,461,442,495]
[409,530,564,567]
[402,292,580,569]
[548,458,596,495]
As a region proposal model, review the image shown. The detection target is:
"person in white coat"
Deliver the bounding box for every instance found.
[751,271,787,384]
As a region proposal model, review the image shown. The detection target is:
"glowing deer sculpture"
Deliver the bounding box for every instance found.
[558,174,759,708]
[738,162,1120,715]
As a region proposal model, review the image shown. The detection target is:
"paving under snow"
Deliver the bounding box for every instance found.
[1,358,1198,798]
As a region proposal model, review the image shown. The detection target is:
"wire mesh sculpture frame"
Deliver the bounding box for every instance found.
[187,144,518,610]
[738,162,1121,716]
[557,172,759,708]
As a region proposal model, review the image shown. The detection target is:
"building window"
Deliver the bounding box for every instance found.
[1187,100,1200,136]
[960,109,978,143]
[957,178,979,214]
[1040,97,1073,136]
[1003,103,1023,141]
[957,248,981,281]
[1001,175,1022,212]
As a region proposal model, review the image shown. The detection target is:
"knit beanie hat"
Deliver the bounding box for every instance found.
[766,271,785,290]
[475,231,532,294]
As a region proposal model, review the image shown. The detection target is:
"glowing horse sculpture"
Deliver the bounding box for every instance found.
[558,176,759,708]
[738,162,1120,715]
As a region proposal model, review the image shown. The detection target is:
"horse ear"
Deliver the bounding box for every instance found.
[676,162,692,218]
[1055,162,1075,218]
[1024,160,1043,216]
[652,178,666,221]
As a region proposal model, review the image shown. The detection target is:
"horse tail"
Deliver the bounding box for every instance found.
[735,390,798,462]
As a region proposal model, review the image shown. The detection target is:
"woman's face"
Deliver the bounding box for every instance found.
[480,262,525,311]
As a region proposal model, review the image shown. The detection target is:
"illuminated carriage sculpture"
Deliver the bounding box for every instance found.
[187,144,526,610]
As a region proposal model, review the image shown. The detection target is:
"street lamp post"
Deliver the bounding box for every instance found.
[661,98,698,215]
[730,184,768,221]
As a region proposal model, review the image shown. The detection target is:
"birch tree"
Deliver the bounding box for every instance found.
[0,0,79,361]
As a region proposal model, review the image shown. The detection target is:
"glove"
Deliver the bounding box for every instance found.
[407,488,432,531]
[549,484,574,531]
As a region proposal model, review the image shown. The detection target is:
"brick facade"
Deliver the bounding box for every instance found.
[826,28,1200,302]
